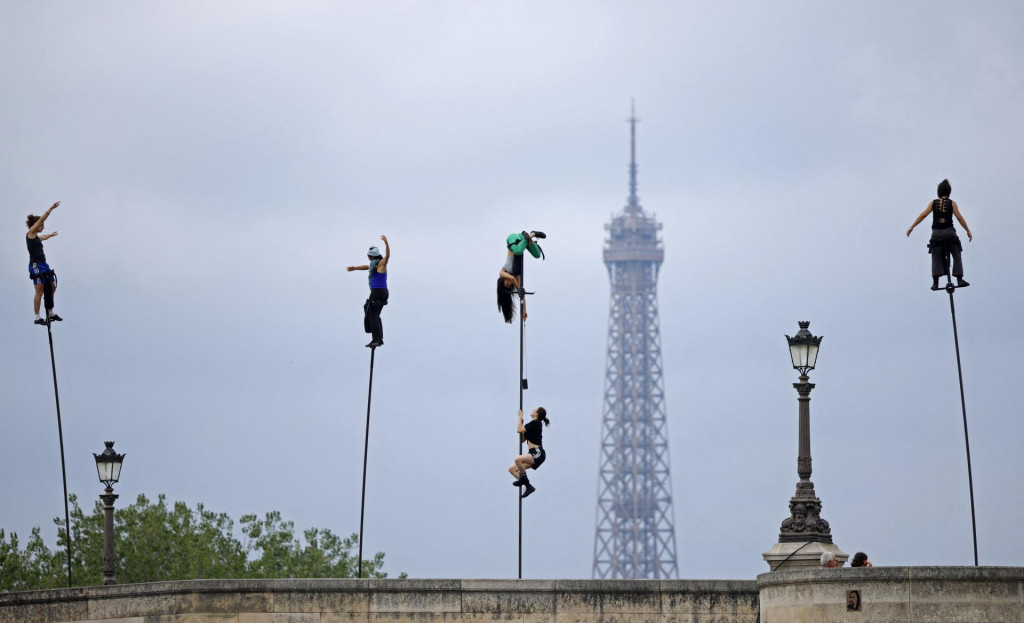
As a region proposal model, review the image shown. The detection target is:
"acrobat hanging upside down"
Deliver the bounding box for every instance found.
[497,230,545,323]
[906,179,973,290]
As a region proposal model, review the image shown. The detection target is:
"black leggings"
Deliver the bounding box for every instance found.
[43,279,55,312]
[363,288,389,342]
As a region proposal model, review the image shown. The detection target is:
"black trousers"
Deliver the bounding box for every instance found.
[929,229,964,278]
[363,288,389,342]
[42,279,55,311]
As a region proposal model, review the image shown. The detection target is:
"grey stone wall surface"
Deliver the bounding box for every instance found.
[0,578,758,623]
[757,565,1024,623]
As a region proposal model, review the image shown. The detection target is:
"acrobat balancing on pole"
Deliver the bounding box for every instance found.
[906,179,973,291]
[347,235,390,348]
[26,201,64,326]
[509,407,550,498]
[497,230,545,323]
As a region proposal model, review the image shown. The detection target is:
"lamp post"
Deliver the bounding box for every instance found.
[787,321,822,496]
[93,441,125,586]
[763,322,846,570]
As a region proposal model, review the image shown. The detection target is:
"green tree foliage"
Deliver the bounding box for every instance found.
[0,527,67,591]
[1,494,400,591]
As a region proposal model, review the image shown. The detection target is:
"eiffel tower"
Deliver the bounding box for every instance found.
[592,108,679,579]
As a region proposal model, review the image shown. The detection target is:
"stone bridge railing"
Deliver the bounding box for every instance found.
[757,566,1024,622]
[0,578,759,623]
[4,567,1021,623]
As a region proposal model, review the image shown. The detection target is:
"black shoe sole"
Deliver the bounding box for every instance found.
[521,486,536,498]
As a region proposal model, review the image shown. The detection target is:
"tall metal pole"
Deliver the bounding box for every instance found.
[947,288,978,566]
[357,347,376,578]
[517,261,525,579]
[46,322,73,587]
[99,487,119,585]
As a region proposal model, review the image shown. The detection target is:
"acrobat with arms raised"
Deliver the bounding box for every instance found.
[347,235,390,348]
[25,201,63,326]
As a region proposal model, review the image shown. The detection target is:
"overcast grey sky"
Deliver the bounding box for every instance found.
[2,2,1023,581]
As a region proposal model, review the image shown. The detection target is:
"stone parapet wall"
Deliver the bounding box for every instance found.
[757,566,1024,622]
[0,578,759,623]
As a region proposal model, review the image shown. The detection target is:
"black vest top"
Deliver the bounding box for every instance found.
[523,419,543,445]
[931,199,954,230]
[26,235,46,263]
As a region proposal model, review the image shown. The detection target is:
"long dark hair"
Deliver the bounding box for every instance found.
[497,277,516,323]
[536,406,550,426]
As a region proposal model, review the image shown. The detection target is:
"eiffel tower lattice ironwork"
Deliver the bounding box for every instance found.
[592,107,679,579]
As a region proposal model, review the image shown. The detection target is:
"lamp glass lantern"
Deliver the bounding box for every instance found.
[787,321,823,376]
[94,441,125,488]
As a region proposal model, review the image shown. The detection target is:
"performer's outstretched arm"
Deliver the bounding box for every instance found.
[28,201,59,237]
[906,203,933,237]
[952,201,973,241]
[377,235,390,272]
[347,265,370,272]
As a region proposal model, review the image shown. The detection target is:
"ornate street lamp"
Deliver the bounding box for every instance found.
[93,441,125,585]
[787,321,822,377]
[763,322,846,569]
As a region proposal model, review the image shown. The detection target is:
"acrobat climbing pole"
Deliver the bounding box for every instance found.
[357,347,377,579]
[45,321,73,587]
[937,278,978,566]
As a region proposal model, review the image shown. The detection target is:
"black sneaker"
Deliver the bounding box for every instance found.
[512,479,522,487]
[931,284,941,291]
[48,314,63,322]
[957,279,970,288]
[365,340,383,348]
[34,318,47,326]
[521,483,536,498]
[531,231,547,239]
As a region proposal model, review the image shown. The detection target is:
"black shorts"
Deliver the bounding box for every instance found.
[528,446,546,469]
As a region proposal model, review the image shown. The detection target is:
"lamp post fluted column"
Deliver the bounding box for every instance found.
[796,376,813,482]
[100,487,118,585]
[778,374,831,545]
